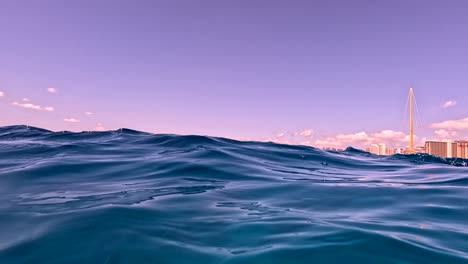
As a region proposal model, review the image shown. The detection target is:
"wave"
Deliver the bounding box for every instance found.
[0,125,467,263]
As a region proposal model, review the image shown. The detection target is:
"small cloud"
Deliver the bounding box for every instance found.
[0,91,4,97]
[11,101,54,112]
[12,102,42,110]
[85,112,93,116]
[64,118,80,123]
[95,123,105,131]
[47,87,57,94]
[442,100,457,108]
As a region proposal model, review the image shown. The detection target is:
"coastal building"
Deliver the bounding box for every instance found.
[425,141,451,157]
[367,143,394,155]
[322,147,344,151]
[385,148,395,155]
[415,146,426,154]
[378,144,386,155]
[455,141,468,159]
[425,141,457,158]
[369,144,380,155]
[402,146,424,154]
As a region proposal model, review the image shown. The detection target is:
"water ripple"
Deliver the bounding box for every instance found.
[0,125,468,263]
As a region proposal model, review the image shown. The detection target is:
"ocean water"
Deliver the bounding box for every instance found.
[1,125,468,264]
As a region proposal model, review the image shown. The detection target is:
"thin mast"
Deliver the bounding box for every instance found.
[409,87,414,154]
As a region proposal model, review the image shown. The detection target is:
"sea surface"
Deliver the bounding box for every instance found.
[1,125,468,264]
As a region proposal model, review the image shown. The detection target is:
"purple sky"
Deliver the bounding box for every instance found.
[1,0,468,148]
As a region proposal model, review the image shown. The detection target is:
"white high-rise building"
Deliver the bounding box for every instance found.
[369,144,379,155]
[368,143,388,155]
[378,144,386,156]
[447,140,453,158]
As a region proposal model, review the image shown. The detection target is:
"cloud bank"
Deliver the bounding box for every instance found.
[256,128,412,149]
[313,130,411,149]
[431,117,468,130]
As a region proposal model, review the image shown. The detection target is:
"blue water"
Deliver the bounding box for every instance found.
[1,125,468,264]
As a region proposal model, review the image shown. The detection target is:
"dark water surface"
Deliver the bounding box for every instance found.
[1,125,468,264]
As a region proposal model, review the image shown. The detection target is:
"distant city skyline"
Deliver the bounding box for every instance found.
[365,140,468,159]
[1,0,468,148]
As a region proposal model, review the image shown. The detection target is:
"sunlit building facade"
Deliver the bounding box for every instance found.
[367,143,395,155]
[378,144,386,156]
[369,144,379,155]
[455,141,468,159]
[424,140,468,158]
[425,141,452,158]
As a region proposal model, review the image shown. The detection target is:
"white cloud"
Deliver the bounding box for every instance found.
[431,117,468,130]
[269,138,291,144]
[11,101,54,112]
[373,130,407,140]
[315,132,369,148]
[254,127,420,149]
[12,102,42,110]
[47,87,57,93]
[85,112,93,116]
[232,136,264,142]
[0,91,4,97]
[313,129,411,149]
[442,100,457,108]
[95,123,106,131]
[22,98,30,102]
[299,129,313,137]
[434,129,458,139]
[257,133,290,145]
[64,118,80,123]
[264,129,314,145]
[262,129,410,148]
[434,129,449,138]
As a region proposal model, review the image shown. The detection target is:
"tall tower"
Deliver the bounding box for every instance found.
[409,87,414,154]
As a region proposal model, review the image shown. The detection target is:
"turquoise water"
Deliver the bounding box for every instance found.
[1,125,468,263]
